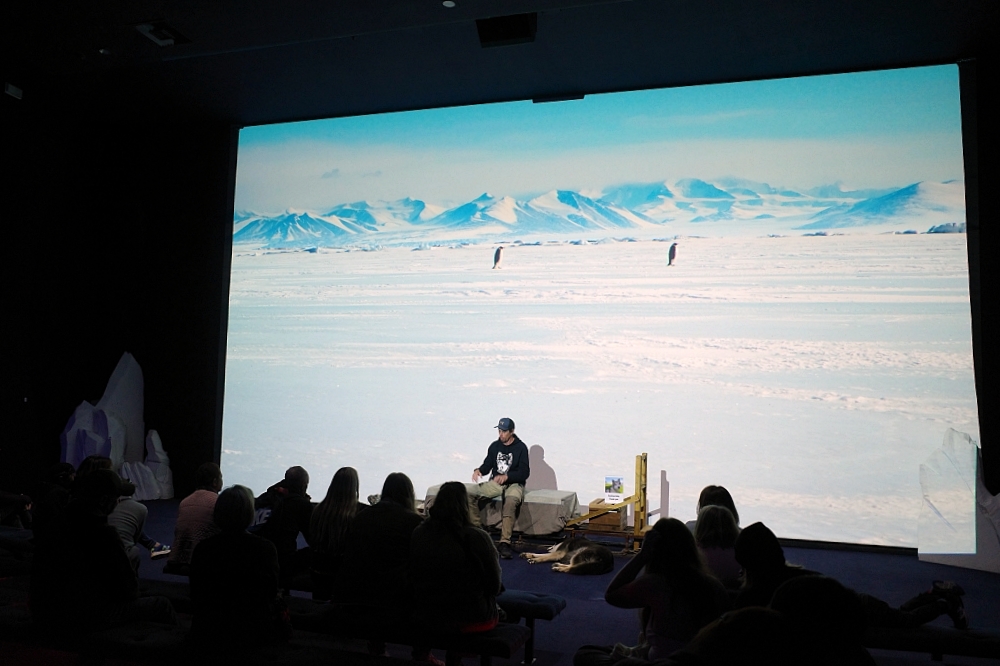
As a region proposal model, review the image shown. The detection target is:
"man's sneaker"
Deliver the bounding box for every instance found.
[944,593,970,630]
[932,580,965,597]
[928,580,968,629]
[498,542,514,559]
[611,643,650,660]
[150,543,171,560]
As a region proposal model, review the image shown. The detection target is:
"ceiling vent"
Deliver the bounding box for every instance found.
[135,21,191,47]
[476,13,537,48]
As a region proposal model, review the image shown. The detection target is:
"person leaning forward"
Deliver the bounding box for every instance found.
[471,417,530,559]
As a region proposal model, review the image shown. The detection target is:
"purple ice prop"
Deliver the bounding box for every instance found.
[60,402,125,470]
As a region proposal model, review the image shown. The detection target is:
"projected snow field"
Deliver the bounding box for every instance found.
[223,64,978,546]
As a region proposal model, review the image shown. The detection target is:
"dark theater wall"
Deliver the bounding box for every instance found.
[2,91,234,496]
[962,57,997,494]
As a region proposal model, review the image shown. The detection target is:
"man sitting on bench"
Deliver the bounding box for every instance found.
[470,417,530,559]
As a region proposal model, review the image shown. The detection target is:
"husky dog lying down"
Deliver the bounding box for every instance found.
[521,537,615,575]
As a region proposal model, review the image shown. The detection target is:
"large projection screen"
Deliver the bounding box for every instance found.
[223,64,977,547]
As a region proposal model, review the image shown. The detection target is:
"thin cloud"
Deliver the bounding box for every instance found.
[625,108,767,129]
[236,122,961,212]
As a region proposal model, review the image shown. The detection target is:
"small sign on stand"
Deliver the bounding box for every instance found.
[605,476,624,504]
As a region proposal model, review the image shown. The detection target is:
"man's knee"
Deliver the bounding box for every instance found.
[477,481,503,500]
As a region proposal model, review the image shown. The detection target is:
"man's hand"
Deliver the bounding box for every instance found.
[493,474,508,485]
[472,469,482,482]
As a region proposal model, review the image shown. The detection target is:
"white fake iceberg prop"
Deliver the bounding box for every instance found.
[121,462,161,501]
[145,430,174,499]
[60,352,174,501]
[918,429,1000,572]
[96,352,146,463]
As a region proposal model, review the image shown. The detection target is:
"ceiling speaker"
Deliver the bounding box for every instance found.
[476,13,537,48]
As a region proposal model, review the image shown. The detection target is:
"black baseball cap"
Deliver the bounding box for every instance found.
[495,417,515,431]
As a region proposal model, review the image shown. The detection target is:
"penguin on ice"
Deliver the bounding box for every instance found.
[668,242,677,266]
[493,246,504,269]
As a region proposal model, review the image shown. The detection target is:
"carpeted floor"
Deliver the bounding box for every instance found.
[139,499,999,666]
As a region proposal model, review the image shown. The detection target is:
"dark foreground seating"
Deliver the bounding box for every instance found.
[0,574,33,641]
[497,589,567,664]
[84,624,438,666]
[82,620,190,663]
[0,527,33,578]
[5,604,525,666]
[139,578,194,614]
[289,598,531,666]
[136,579,533,665]
[0,602,32,640]
[865,625,1000,661]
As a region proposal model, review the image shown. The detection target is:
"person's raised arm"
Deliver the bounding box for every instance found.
[604,528,661,607]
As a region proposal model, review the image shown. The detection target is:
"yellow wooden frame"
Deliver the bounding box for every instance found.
[565,452,648,544]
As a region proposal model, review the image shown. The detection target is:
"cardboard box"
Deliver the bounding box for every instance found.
[587,498,627,532]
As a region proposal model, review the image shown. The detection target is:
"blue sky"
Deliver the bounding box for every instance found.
[236,65,963,213]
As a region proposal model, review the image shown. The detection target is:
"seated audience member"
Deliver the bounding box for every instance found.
[409,481,502,634]
[888,580,968,629]
[336,472,431,661]
[164,462,223,575]
[655,607,798,666]
[576,518,730,665]
[83,455,169,569]
[686,485,740,533]
[737,523,965,630]
[255,465,313,585]
[620,603,882,666]
[733,522,818,609]
[857,583,965,630]
[769,575,876,666]
[109,483,170,574]
[694,505,742,589]
[74,454,114,481]
[310,466,368,599]
[31,463,75,541]
[775,571,964,633]
[0,479,33,559]
[190,485,289,646]
[0,489,32,530]
[333,471,420,605]
[29,469,177,634]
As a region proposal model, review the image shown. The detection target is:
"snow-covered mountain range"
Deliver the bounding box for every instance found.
[234,178,966,248]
